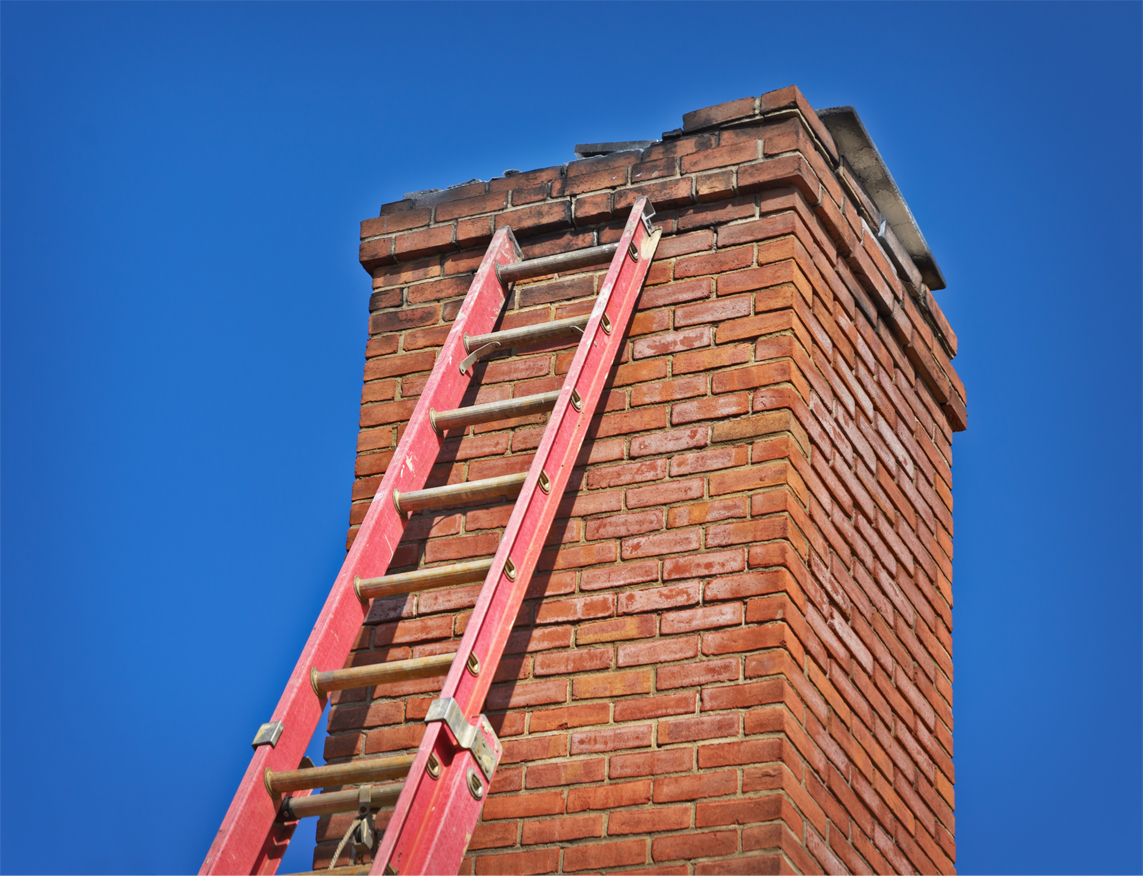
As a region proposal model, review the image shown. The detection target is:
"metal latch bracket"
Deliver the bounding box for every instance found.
[424,697,500,781]
[252,720,284,750]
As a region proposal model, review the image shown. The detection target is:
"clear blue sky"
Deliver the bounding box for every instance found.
[2,3,1139,874]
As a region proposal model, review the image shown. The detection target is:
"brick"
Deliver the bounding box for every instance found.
[654,771,737,803]
[618,582,701,615]
[610,748,694,779]
[570,725,653,755]
[661,603,743,634]
[474,848,560,875]
[526,759,606,790]
[567,779,653,813]
[521,813,603,845]
[622,528,701,559]
[534,594,615,625]
[639,277,714,309]
[499,734,568,766]
[481,790,565,821]
[626,478,705,509]
[583,508,662,541]
[630,427,709,458]
[657,656,740,690]
[616,691,698,723]
[658,714,739,745]
[618,634,700,667]
[609,806,692,836]
[563,839,648,872]
[577,614,656,644]
[633,326,711,359]
[663,549,745,580]
[581,560,659,592]
[631,375,709,406]
[494,201,571,235]
[573,669,653,700]
[653,830,738,863]
[674,343,752,374]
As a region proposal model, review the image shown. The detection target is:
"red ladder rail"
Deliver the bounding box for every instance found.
[201,229,521,875]
[371,202,660,876]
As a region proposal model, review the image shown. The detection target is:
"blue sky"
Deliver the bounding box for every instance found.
[2,3,1140,874]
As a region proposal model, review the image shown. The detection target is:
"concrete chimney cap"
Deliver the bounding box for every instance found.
[817,106,946,291]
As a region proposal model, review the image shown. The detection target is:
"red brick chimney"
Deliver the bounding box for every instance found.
[322,84,962,875]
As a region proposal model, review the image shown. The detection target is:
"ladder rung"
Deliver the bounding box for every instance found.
[464,314,590,358]
[312,653,454,696]
[497,242,618,284]
[355,558,493,601]
[394,471,526,515]
[431,390,560,434]
[284,866,370,875]
[281,782,403,820]
[265,754,415,796]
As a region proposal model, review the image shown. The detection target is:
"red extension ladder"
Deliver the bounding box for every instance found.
[202,199,661,876]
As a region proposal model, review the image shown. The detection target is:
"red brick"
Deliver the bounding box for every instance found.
[567,779,653,813]
[654,771,737,803]
[674,343,752,374]
[658,714,739,745]
[474,848,560,875]
[653,829,738,863]
[526,759,606,790]
[618,582,701,615]
[661,603,743,634]
[528,702,610,733]
[633,326,712,359]
[618,635,700,667]
[626,478,705,509]
[494,201,571,235]
[663,549,745,580]
[610,748,694,779]
[573,669,653,700]
[577,614,656,645]
[609,806,692,836]
[657,656,740,690]
[615,692,698,723]
[570,725,653,754]
[563,839,648,872]
[481,790,565,821]
[622,528,701,559]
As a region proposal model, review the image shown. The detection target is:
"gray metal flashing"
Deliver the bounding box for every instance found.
[574,141,657,159]
[817,107,946,291]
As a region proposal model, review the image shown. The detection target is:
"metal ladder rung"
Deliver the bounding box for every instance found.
[496,242,618,284]
[311,653,453,696]
[393,471,526,515]
[281,782,403,820]
[284,866,370,875]
[265,754,414,796]
[431,390,560,434]
[354,558,493,601]
[459,315,590,373]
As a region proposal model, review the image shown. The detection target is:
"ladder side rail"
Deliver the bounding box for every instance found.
[372,200,660,876]
[201,228,523,876]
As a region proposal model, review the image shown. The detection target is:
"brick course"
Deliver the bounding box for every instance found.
[319,85,962,874]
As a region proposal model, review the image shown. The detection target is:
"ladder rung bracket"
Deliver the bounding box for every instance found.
[496,242,618,284]
[265,754,415,796]
[311,653,454,696]
[431,389,561,434]
[372,199,660,876]
[394,471,527,515]
[200,229,526,876]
